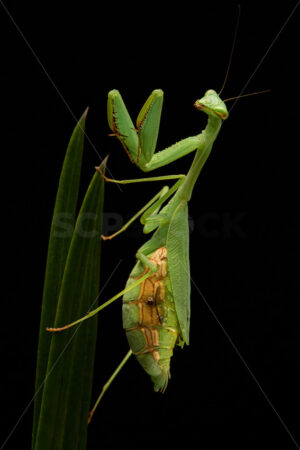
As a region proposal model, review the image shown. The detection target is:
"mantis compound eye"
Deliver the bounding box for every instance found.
[194,101,203,110]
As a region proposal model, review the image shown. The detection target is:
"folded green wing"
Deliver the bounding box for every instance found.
[167,201,190,344]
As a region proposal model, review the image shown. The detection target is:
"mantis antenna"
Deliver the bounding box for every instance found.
[218,5,241,96]
[223,89,272,102]
[218,7,271,103]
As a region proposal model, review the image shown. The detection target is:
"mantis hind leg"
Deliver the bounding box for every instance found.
[46,266,158,332]
[88,349,133,423]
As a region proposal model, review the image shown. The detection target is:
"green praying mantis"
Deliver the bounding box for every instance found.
[46,4,271,422]
[47,87,233,420]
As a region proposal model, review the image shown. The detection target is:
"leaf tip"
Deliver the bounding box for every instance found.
[80,107,89,122]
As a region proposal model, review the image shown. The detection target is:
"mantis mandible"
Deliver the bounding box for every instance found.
[47,88,230,420]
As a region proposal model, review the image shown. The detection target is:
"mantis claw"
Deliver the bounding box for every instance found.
[107,89,163,170]
[95,165,109,182]
[46,325,71,332]
[95,154,110,180]
[101,234,113,241]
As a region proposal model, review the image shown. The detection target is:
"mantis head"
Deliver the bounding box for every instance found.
[194,90,228,120]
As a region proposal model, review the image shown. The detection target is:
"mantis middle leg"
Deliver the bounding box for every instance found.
[97,168,186,239]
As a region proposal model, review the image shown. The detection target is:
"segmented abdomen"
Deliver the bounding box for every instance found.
[122,247,179,392]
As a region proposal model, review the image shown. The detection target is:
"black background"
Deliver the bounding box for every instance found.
[1,1,299,449]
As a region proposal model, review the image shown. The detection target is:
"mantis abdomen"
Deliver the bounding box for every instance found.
[122,247,180,392]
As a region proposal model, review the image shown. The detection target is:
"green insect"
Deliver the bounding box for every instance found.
[48,87,230,419]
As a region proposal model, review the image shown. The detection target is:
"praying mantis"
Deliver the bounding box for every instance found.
[47,87,231,419]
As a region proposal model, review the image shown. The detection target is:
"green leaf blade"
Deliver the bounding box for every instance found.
[32,110,88,447]
[34,169,105,450]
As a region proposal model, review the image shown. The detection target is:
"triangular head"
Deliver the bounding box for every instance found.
[194,89,229,120]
